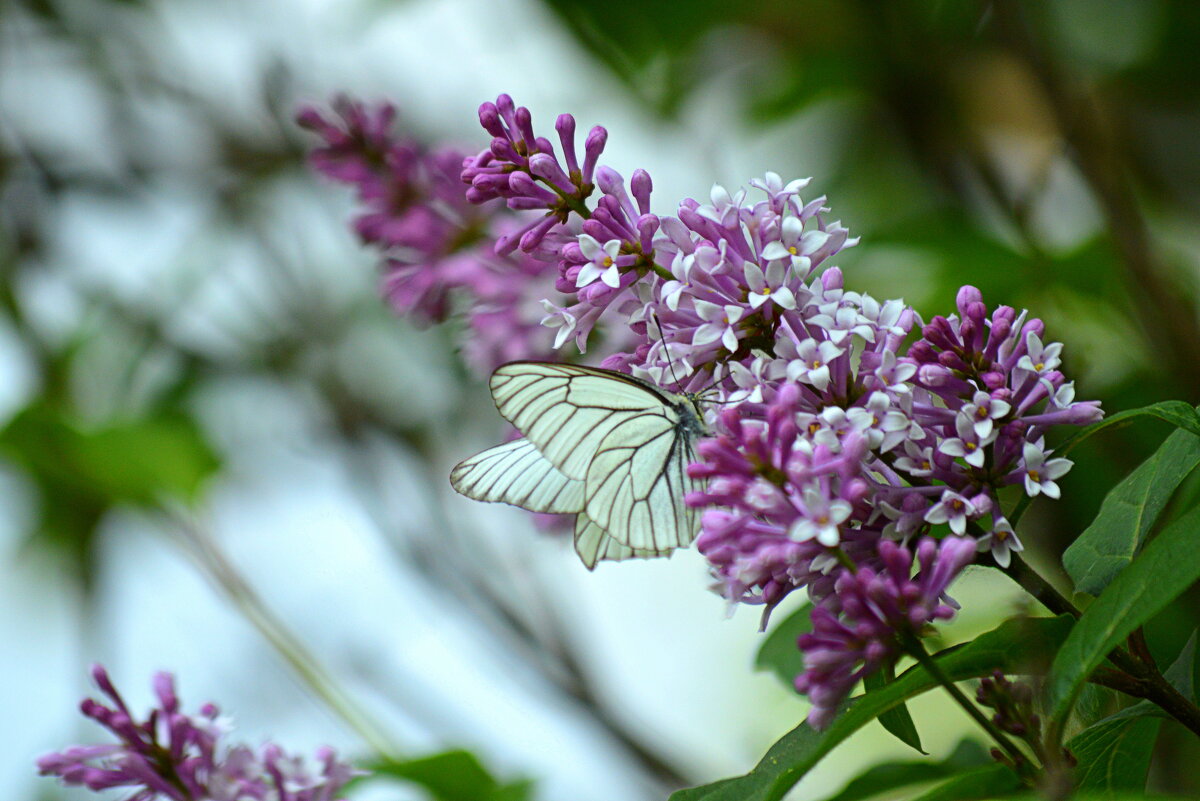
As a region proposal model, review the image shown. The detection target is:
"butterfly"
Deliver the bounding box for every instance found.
[450,361,707,569]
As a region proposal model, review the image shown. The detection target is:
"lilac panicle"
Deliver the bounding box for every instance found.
[298,97,563,372]
[460,94,608,255]
[38,665,358,801]
[305,91,1107,729]
[795,536,976,729]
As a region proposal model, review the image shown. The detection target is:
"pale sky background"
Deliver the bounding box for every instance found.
[0,1,1031,799]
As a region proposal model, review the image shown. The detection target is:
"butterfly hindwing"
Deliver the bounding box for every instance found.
[573,514,661,570]
[583,408,699,552]
[450,437,584,514]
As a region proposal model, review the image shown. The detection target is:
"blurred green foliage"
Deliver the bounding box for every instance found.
[0,397,219,590]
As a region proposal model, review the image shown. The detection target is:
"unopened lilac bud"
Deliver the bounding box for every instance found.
[821,267,843,292]
[918,363,952,386]
[582,126,607,181]
[594,164,624,196]
[907,340,936,363]
[636,213,659,250]
[513,106,536,146]
[956,284,983,314]
[478,102,504,137]
[981,370,1006,390]
[631,169,653,214]
[528,153,572,191]
[938,351,968,372]
[555,113,579,172]
[580,218,610,241]
[507,171,556,203]
[489,136,514,159]
[152,672,178,713]
[1020,318,1045,342]
[518,215,559,252]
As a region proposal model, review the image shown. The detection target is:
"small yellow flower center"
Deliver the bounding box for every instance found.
[603,256,614,267]
[816,514,830,525]
[921,459,931,470]
[1034,361,1044,370]
[1028,469,1041,482]
[965,442,976,452]
[996,529,1009,541]
[951,499,965,512]
[760,287,771,295]
[975,407,988,419]
[787,245,798,255]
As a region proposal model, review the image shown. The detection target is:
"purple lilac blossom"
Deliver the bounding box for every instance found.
[37,665,357,801]
[795,536,977,729]
[309,92,1105,728]
[297,97,561,372]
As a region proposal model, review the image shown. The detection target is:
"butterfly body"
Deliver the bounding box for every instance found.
[450,362,706,568]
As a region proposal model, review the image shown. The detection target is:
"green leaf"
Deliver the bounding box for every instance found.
[359,750,531,801]
[1069,716,1161,792]
[669,616,1073,801]
[1047,503,1200,730]
[905,763,1021,801]
[817,739,988,801]
[1062,401,1200,454]
[755,602,813,688]
[1063,427,1200,595]
[864,663,924,754]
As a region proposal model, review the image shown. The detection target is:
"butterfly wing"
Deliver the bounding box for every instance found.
[450,437,584,514]
[573,513,661,570]
[455,361,703,565]
[583,408,701,552]
[489,362,673,480]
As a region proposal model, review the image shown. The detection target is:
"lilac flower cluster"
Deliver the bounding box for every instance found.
[302,92,1104,730]
[297,96,562,373]
[38,665,357,801]
[796,536,977,729]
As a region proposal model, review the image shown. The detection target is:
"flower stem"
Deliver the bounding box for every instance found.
[995,553,1080,619]
[900,633,1036,780]
[995,553,1200,739]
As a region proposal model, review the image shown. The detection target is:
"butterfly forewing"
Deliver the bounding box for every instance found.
[450,437,584,514]
[490,363,672,480]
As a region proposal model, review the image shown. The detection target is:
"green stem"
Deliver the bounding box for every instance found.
[162,508,402,761]
[645,261,674,281]
[901,633,1036,779]
[995,553,1080,619]
[995,553,1200,740]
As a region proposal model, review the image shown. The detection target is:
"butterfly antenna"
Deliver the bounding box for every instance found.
[652,312,685,391]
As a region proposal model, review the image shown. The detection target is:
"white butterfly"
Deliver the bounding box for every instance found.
[450,361,707,568]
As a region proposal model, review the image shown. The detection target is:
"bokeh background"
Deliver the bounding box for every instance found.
[4,0,1200,799]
